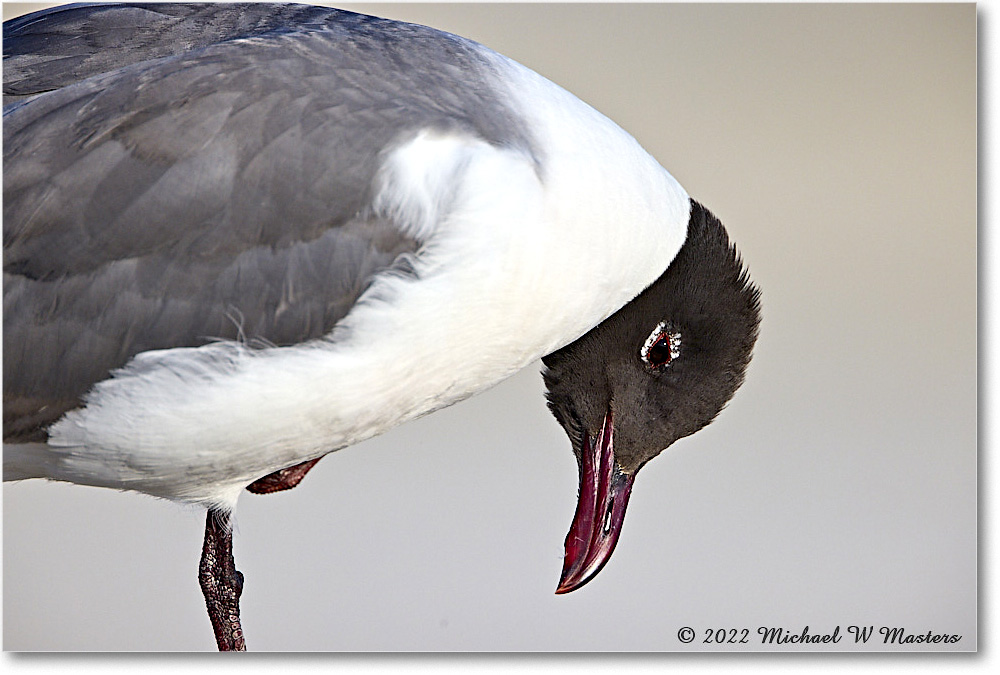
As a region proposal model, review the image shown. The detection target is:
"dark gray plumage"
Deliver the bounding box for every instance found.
[543,201,761,474]
[2,3,538,441]
[2,3,337,105]
[4,3,764,649]
[543,201,760,593]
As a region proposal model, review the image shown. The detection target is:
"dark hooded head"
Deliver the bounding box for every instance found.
[542,199,761,593]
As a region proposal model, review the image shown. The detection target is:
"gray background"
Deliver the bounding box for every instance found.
[2,2,977,651]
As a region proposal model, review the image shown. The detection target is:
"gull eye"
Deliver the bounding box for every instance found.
[641,321,681,370]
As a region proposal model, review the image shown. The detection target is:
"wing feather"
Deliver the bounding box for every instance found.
[3,4,536,440]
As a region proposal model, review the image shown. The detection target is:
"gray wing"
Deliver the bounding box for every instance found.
[3,3,536,441]
[2,2,336,106]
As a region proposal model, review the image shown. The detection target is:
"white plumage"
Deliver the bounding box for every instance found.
[3,4,764,652]
[11,48,689,509]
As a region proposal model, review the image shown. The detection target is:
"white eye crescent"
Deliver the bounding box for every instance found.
[640,321,681,370]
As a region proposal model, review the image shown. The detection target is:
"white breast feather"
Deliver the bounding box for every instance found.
[28,50,689,509]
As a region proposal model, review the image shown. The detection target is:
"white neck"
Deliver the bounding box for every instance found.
[44,52,690,509]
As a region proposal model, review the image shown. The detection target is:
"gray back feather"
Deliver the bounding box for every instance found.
[3,3,537,440]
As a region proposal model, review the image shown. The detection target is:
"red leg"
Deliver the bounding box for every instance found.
[201,457,319,649]
[246,457,322,494]
[199,509,246,651]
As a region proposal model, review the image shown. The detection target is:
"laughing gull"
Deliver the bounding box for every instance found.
[3,3,761,650]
